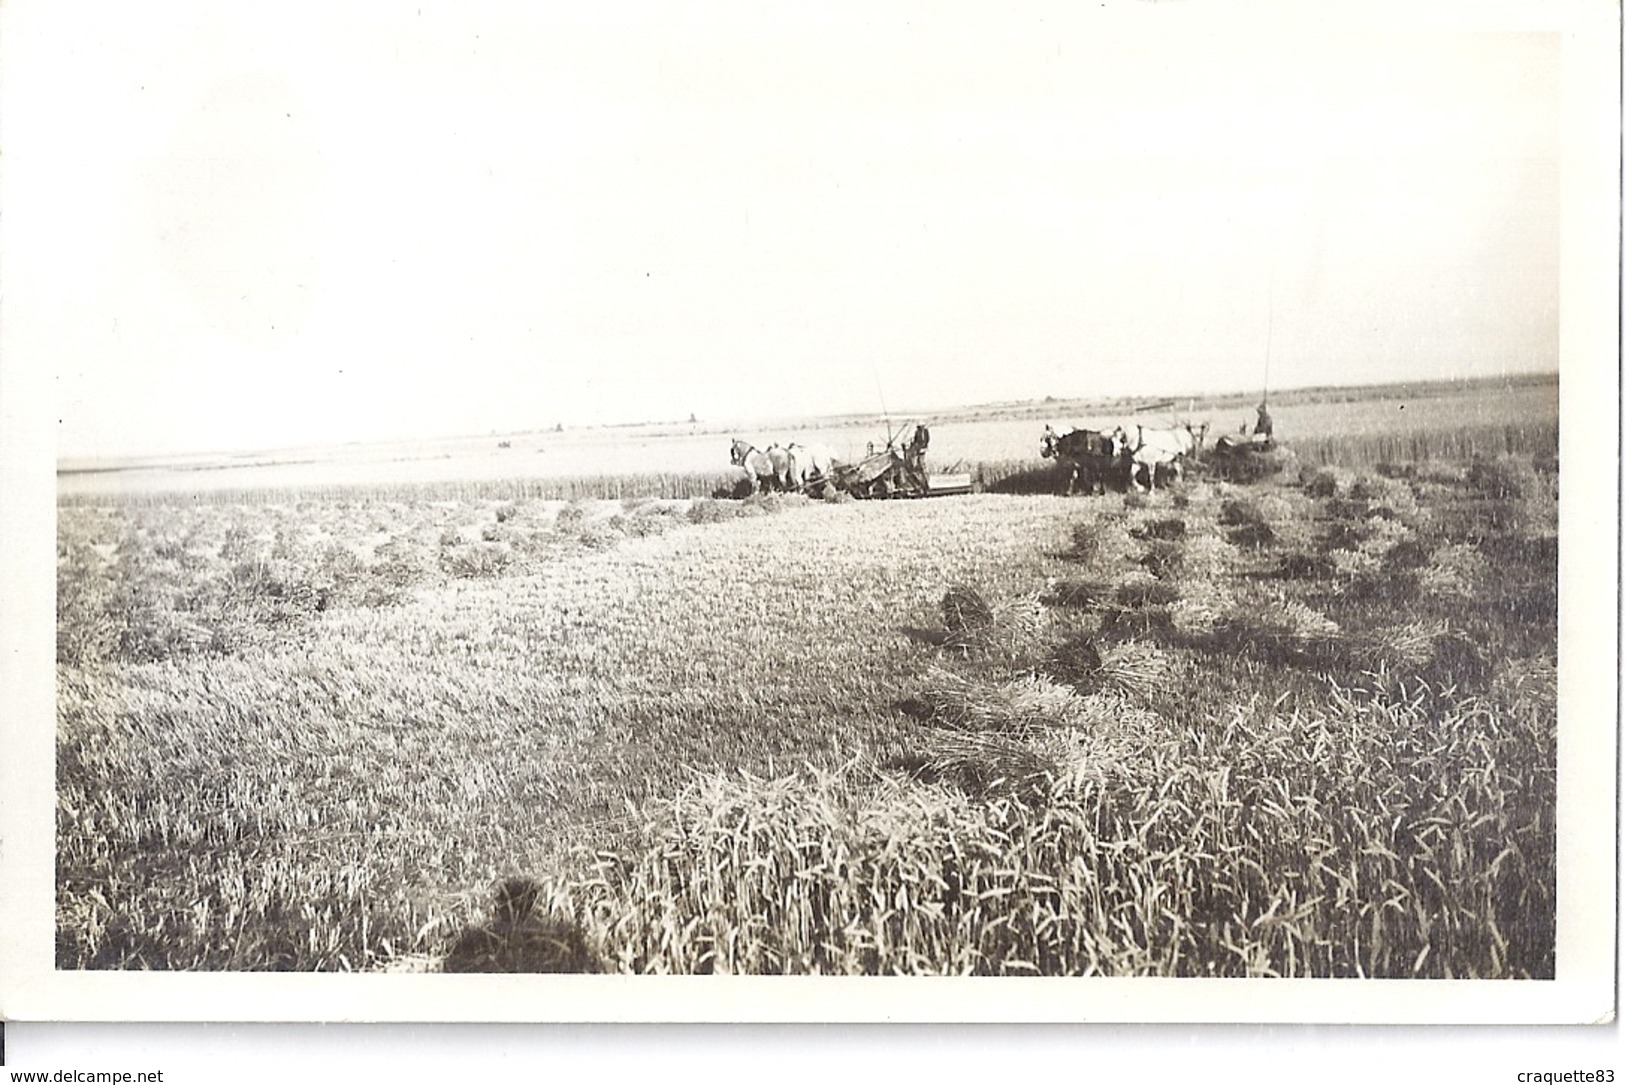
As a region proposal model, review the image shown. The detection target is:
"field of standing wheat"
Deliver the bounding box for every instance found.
[55,423,1559,976]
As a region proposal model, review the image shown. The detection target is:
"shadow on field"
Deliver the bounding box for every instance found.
[980,464,1064,496]
[712,479,755,500]
[901,625,950,647]
[442,878,601,974]
[892,692,955,724]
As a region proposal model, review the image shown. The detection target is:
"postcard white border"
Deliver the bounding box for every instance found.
[1,0,1617,1026]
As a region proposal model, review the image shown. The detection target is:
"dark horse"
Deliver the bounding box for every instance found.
[1040,425,1127,496]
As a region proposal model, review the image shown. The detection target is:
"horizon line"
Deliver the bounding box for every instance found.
[57,368,1557,469]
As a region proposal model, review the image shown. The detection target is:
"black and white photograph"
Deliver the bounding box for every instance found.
[1,0,1618,1045]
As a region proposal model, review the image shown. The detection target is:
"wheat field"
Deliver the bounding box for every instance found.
[56,431,1558,975]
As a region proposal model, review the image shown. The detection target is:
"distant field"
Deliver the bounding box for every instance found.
[58,374,1556,497]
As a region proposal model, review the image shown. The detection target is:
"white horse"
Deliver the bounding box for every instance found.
[784,441,840,492]
[1123,423,1205,493]
[729,439,792,493]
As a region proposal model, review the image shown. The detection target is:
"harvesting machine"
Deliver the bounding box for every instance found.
[825,423,973,499]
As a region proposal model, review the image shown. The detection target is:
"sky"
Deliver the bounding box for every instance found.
[4,2,1564,459]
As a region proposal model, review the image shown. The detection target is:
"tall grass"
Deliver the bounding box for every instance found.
[1289,421,1558,470]
[534,664,1553,976]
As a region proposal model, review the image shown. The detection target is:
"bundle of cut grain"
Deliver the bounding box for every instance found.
[1279,551,1339,581]
[1416,543,1487,600]
[913,666,1084,733]
[1131,517,1188,542]
[1043,698,1167,789]
[1174,534,1233,582]
[909,729,1059,803]
[1115,574,1180,609]
[994,592,1049,645]
[1168,593,1229,638]
[941,584,994,639]
[1303,468,1346,499]
[1044,578,1113,611]
[1217,598,1341,662]
[1465,456,1538,501]
[687,497,741,524]
[1138,540,1185,580]
[1047,633,1103,689]
[941,587,1049,655]
[1353,517,1414,561]
[1354,620,1448,670]
[1093,641,1171,699]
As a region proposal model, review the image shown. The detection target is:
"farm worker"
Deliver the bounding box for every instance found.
[905,425,928,463]
[1253,402,1274,447]
[900,424,930,486]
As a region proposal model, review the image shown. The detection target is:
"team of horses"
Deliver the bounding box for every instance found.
[729,438,840,494]
[1041,420,1210,495]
